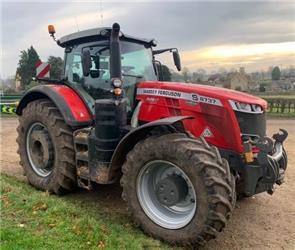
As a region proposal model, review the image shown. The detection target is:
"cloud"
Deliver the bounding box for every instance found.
[1,2,131,76]
[181,42,295,72]
[1,1,294,77]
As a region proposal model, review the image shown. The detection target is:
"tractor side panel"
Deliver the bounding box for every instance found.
[136,84,243,153]
[16,84,92,127]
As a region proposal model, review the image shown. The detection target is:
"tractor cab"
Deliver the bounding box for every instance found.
[39,23,184,188]
[53,24,181,117]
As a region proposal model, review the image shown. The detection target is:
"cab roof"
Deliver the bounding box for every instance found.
[58,27,154,47]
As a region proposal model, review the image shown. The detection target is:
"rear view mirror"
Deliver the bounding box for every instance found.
[173,50,181,71]
[93,55,100,70]
[90,70,100,78]
[82,50,92,76]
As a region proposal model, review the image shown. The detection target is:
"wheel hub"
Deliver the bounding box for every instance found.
[156,175,188,206]
[26,123,54,177]
[30,130,53,169]
[137,160,197,229]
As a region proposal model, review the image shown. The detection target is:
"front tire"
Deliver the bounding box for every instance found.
[17,99,77,194]
[121,133,236,246]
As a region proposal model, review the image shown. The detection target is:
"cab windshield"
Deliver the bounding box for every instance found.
[65,41,156,101]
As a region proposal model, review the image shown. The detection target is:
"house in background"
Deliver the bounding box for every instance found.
[271,79,294,91]
[224,67,250,91]
[15,73,22,91]
[208,74,223,86]
[208,67,251,91]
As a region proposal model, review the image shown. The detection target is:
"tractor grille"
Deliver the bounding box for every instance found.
[235,111,266,137]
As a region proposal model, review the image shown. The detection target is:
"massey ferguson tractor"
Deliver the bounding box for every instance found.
[16,23,288,246]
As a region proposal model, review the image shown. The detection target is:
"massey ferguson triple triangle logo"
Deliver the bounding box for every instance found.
[137,88,223,106]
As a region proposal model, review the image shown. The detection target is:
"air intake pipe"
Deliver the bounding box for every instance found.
[90,23,127,171]
[110,23,122,89]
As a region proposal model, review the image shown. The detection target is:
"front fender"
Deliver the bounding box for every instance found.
[16,85,92,127]
[108,116,191,180]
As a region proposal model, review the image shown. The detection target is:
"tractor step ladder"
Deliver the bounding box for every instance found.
[73,128,92,190]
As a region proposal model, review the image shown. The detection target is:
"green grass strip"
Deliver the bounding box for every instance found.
[0,174,170,250]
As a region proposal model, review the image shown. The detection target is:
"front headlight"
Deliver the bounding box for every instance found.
[112,78,122,88]
[237,102,251,112]
[229,100,263,114]
[252,104,262,113]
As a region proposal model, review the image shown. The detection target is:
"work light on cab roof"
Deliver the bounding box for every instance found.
[48,24,57,41]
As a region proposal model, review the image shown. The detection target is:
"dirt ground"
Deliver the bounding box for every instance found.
[1,117,295,250]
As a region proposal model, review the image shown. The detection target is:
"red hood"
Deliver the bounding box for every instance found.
[138,81,267,109]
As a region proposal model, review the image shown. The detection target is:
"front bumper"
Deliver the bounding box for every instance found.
[243,129,288,196]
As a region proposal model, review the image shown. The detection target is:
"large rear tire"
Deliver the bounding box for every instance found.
[121,133,236,246]
[17,99,77,194]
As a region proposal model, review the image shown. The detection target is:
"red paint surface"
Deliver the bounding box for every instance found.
[45,81,266,154]
[49,85,92,123]
[136,81,267,154]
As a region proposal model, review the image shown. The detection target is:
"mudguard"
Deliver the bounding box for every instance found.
[16,85,92,127]
[108,116,191,180]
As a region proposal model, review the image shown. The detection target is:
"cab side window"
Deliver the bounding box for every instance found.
[64,44,112,100]
[72,54,83,83]
[65,52,83,84]
[84,47,111,91]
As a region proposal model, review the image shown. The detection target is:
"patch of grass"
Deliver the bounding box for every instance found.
[0,174,171,250]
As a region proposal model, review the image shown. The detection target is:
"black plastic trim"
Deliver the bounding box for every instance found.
[108,116,191,180]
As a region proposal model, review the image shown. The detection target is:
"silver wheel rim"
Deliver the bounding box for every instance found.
[26,122,54,177]
[137,160,197,229]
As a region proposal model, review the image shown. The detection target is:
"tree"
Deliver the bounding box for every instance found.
[272,66,281,80]
[182,67,190,82]
[47,56,64,79]
[191,68,207,83]
[218,67,227,76]
[229,67,237,73]
[16,46,40,88]
[197,68,207,80]
[268,66,274,78]
[171,71,183,82]
[259,84,266,92]
[156,64,172,81]
[289,66,295,77]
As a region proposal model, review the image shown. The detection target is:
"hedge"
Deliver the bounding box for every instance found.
[261,96,295,114]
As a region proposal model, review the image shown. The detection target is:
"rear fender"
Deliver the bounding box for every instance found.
[16,85,92,127]
[108,116,191,181]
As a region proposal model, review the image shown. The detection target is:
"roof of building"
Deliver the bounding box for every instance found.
[227,72,249,81]
[208,74,221,81]
[58,27,154,47]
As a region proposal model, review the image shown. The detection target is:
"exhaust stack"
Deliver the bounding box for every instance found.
[110,23,122,90]
[90,23,127,176]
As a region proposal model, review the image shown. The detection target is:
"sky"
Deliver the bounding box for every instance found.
[0,0,294,78]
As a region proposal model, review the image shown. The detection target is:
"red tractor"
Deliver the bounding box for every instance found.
[16,23,288,246]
